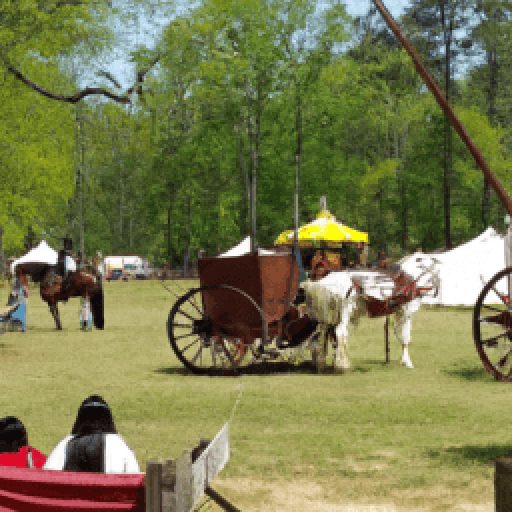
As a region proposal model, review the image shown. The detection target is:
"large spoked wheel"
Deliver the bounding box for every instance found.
[473,267,512,381]
[167,284,267,375]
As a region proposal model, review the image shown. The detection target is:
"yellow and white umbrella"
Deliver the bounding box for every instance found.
[275,210,369,246]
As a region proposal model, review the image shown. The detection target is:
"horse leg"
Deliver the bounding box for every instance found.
[393,305,414,369]
[312,324,328,373]
[50,303,62,330]
[333,297,355,372]
[334,322,350,373]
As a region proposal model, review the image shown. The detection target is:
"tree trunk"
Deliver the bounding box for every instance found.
[0,226,4,277]
[236,122,249,238]
[295,81,302,236]
[483,43,498,227]
[166,186,175,267]
[183,195,191,277]
[75,104,86,259]
[441,3,453,249]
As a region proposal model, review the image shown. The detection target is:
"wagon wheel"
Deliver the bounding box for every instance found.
[473,267,512,381]
[167,284,267,376]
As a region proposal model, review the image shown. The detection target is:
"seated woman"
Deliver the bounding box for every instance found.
[7,268,29,306]
[0,416,46,468]
[44,395,140,473]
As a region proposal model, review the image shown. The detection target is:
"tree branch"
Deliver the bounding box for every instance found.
[5,55,160,105]
[7,65,131,104]
[126,55,161,97]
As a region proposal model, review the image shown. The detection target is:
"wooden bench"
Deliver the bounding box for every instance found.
[0,423,232,512]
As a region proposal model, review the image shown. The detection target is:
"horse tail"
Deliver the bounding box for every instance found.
[90,284,104,329]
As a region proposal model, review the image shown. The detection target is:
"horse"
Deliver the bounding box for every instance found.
[301,254,440,372]
[35,267,104,331]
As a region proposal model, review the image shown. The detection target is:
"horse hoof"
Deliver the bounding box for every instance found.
[334,360,351,373]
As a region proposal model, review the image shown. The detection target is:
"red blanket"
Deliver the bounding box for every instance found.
[0,467,145,511]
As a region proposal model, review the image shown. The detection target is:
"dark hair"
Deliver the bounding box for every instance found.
[71,395,117,436]
[0,417,28,453]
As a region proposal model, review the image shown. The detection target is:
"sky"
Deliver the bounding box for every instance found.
[107,0,410,89]
[345,0,408,18]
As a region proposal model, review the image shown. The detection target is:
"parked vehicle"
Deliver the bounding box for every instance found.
[104,256,151,280]
[106,269,126,282]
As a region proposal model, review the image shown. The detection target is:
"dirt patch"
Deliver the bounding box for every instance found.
[215,478,404,511]
[210,478,493,512]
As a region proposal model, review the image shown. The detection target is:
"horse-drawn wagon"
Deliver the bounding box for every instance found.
[167,251,318,375]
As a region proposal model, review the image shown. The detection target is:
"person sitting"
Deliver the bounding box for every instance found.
[0,416,46,468]
[44,395,140,473]
[8,268,29,306]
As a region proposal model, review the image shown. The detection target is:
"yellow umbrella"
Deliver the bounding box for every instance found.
[275,210,369,246]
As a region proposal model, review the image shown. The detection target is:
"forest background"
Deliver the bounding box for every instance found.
[2,0,512,272]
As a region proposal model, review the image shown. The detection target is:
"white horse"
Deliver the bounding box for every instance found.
[302,254,440,372]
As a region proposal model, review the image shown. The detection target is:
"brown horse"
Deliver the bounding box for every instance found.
[38,268,104,330]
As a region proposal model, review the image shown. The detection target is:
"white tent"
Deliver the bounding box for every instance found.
[400,227,506,306]
[219,237,275,257]
[10,240,58,274]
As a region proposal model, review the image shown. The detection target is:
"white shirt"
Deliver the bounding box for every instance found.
[43,434,141,474]
[64,255,77,273]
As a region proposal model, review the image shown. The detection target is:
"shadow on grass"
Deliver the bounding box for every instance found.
[444,365,495,383]
[155,361,335,377]
[156,360,382,377]
[428,444,512,466]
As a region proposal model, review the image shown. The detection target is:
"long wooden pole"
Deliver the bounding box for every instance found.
[372,0,512,217]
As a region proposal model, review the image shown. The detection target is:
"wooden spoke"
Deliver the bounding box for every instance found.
[181,337,201,354]
[176,308,197,322]
[170,322,193,329]
[481,304,507,315]
[480,331,511,347]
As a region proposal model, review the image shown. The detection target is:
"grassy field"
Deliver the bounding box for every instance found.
[0,278,509,511]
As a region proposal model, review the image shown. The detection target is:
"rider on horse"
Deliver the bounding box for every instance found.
[58,236,76,295]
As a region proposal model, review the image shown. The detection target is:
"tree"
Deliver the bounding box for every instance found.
[403,0,473,248]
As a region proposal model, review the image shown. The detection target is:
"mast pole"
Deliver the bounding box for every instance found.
[372,0,512,216]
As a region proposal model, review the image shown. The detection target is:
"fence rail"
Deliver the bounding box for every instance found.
[146,422,232,512]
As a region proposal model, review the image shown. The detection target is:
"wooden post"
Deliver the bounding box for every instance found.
[496,457,512,511]
[175,450,193,512]
[385,316,390,364]
[146,460,162,512]
[145,423,231,512]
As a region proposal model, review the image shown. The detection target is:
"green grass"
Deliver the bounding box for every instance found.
[0,280,508,510]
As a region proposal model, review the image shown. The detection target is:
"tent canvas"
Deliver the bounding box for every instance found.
[399,227,505,306]
[219,237,274,257]
[10,240,58,275]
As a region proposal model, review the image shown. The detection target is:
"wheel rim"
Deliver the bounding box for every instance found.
[473,267,512,381]
[167,286,259,375]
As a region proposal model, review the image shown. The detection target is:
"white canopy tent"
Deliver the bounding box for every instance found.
[219,237,275,257]
[400,227,506,306]
[10,240,58,275]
